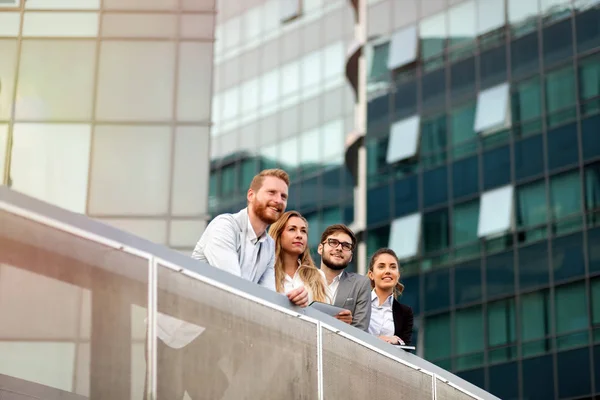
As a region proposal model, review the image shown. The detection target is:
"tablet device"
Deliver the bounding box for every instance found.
[393,345,416,351]
[309,301,345,317]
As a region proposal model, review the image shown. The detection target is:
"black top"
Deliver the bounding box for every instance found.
[392,300,414,345]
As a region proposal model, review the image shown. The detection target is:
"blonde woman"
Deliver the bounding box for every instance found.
[268,211,330,304]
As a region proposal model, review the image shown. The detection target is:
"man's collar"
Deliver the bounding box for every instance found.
[247,214,267,244]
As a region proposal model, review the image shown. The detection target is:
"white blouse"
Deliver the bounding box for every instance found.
[368,290,395,337]
[283,268,330,304]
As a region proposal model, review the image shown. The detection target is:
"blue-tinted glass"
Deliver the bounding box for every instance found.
[511,32,539,79]
[450,102,477,159]
[423,166,448,207]
[455,306,484,359]
[321,168,344,206]
[452,156,479,199]
[451,56,476,98]
[519,241,550,290]
[545,67,577,126]
[512,77,542,125]
[523,355,555,400]
[393,175,418,217]
[393,73,418,119]
[543,18,573,66]
[366,136,388,178]
[454,260,481,305]
[557,348,592,399]
[483,145,510,190]
[366,226,390,259]
[423,208,449,253]
[343,203,353,224]
[547,122,578,171]
[367,93,390,126]
[456,369,485,390]
[400,275,420,315]
[550,170,582,222]
[489,362,519,400]
[517,180,547,229]
[421,67,446,110]
[424,269,450,312]
[367,184,391,226]
[578,56,600,114]
[590,227,600,273]
[555,281,588,334]
[297,176,320,212]
[576,6,600,54]
[420,114,447,169]
[487,251,515,298]
[594,345,600,392]
[453,200,479,245]
[553,233,585,282]
[368,41,389,83]
[424,313,451,360]
[488,299,516,348]
[479,44,507,89]
[582,115,600,161]
[515,134,544,181]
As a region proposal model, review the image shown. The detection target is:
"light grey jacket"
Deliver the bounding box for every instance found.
[333,272,372,332]
[191,208,276,291]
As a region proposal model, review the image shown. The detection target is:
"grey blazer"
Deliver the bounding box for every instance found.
[191,208,276,291]
[333,271,372,332]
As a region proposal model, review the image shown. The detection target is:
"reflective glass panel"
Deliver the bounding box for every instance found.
[419,12,447,59]
[483,145,510,190]
[550,170,582,220]
[424,270,451,313]
[519,241,550,290]
[543,18,573,66]
[488,299,516,348]
[448,1,476,48]
[517,180,547,228]
[424,313,451,360]
[367,184,391,226]
[423,208,449,253]
[455,307,484,355]
[477,0,506,35]
[557,348,592,398]
[393,175,419,217]
[521,290,551,342]
[523,355,555,400]
[487,251,515,298]
[450,102,477,159]
[511,32,540,78]
[423,166,448,207]
[555,281,588,334]
[389,213,421,260]
[453,200,479,246]
[576,4,600,53]
[552,233,585,282]
[582,115,600,161]
[545,66,576,126]
[454,260,482,305]
[452,156,479,199]
[515,134,544,181]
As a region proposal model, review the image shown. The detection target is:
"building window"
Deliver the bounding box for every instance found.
[488,299,516,363]
[545,66,577,127]
[516,180,547,242]
[280,0,301,23]
[455,306,484,370]
[420,114,447,169]
[478,185,514,238]
[550,171,582,233]
[388,213,421,260]
[512,77,542,136]
[387,25,418,71]
[368,41,390,87]
[578,55,600,116]
[450,102,477,159]
[585,163,600,221]
[474,82,512,135]
[521,290,551,357]
[423,208,450,254]
[386,116,420,164]
[555,281,588,349]
[453,200,479,246]
[424,313,451,366]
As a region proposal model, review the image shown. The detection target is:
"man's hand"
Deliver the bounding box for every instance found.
[334,309,353,324]
[287,286,309,308]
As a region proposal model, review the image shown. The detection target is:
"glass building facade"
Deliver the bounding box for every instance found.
[364,0,600,399]
[210,0,600,398]
[0,0,215,255]
[209,0,358,267]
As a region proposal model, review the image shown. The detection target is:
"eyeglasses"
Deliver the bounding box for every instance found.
[324,238,353,252]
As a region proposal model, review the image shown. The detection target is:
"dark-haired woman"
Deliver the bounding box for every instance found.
[367,248,414,345]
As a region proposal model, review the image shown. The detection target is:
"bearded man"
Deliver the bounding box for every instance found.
[192,168,308,307]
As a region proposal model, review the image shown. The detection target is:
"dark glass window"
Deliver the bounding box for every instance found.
[514,134,544,181]
[424,313,451,360]
[579,56,600,117]
[550,170,582,222]
[420,114,447,169]
[367,184,391,226]
[519,241,550,290]
[366,226,390,261]
[517,180,547,229]
[297,176,320,211]
[400,275,420,315]
[367,93,390,126]
[450,56,476,98]
[581,115,600,161]
[456,369,484,390]
[542,18,573,66]
[575,5,600,54]
[423,208,449,253]
[586,163,600,221]
[423,166,448,207]
[482,145,510,190]
[240,159,258,190]
[489,362,518,400]
[454,260,481,306]
[421,67,446,110]
[488,299,516,350]
[368,41,390,84]
[321,169,342,206]
[452,156,479,199]
[221,165,237,196]
[589,227,600,273]
[366,136,388,179]
[479,44,507,89]
[393,71,418,119]
[486,251,515,298]
[454,306,484,370]
[552,233,585,282]
[393,175,418,217]
[424,269,451,312]
[453,200,479,246]
[522,355,555,400]
[305,212,321,248]
[521,290,551,356]
[511,32,539,79]
[545,66,577,127]
[557,348,592,399]
[512,77,543,136]
[555,281,588,334]
[450,102,477,159]
[547,123,579,171]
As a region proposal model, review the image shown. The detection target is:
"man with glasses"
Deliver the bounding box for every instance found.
[317,224,372,331]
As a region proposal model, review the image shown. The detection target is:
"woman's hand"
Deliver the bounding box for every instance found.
[378,335,405,345]
[287,286,309,308]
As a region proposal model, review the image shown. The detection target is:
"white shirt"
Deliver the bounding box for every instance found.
[283,268,329,304]
[326,271,344,304]
[368,290,395,337]
[243,215,268,281]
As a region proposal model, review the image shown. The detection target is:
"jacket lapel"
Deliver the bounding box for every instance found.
[334,272,353,307]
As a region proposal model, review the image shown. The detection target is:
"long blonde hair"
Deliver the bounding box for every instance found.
[268,211,329,303]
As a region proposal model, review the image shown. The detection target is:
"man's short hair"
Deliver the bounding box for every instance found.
[249,169,290,192]
[320,224,357,249]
